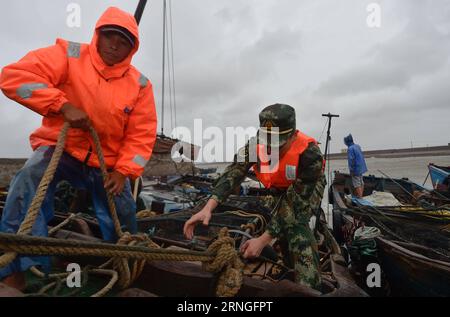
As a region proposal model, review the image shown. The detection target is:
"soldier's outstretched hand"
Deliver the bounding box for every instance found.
[183,207,212,240]
[184,198,219,240]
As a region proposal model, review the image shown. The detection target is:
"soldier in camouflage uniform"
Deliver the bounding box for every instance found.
[184,104,326,290]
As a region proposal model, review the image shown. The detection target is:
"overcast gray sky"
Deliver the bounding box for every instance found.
[0,0,449,159]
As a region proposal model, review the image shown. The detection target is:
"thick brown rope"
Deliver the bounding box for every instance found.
[48,213,78,236]
[0,123,243,296]
[204,228,244,297]
[0,229,243,296]
[0,123,124,270]
[0,123,69,268]
[89,125,146,288]
[20,123,69,235]
[110,232,159,288]
[136,210,158,219]
[0,232,213,261]
[88,126,123,237]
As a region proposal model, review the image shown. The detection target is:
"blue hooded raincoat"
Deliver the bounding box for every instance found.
[344,134,368,176]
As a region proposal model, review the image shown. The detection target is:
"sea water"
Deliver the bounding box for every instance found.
[197,155,450,226]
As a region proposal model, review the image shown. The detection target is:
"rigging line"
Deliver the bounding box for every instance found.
[169,0,178,131]
[165,7,174,132]
[161,0,167,135]
[376,169,418,201]
[317,119,328,144]
[422,170,430,187]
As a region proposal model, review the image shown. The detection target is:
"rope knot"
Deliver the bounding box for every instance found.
[136,210,158,219]
[240,223,256,233]
[112,232,159,289]
[204,228,243,297]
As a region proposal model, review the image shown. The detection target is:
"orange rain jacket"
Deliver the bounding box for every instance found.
[0,7,157,179]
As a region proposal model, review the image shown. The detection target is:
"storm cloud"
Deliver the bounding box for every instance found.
[0,0,449,159]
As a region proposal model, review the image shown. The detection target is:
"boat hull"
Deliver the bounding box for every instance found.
[331,172,450,296]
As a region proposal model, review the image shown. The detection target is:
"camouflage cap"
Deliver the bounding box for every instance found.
[258,103,296,147]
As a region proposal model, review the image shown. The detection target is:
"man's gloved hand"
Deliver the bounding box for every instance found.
[105,170,127,195]
[60,102,90,131]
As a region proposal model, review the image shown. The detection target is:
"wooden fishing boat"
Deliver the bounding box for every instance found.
[41,191,365,297]
[330,171,450,296]
[132,203,366,297]
[0,189,367,297]
[428,163,450,198]
[429,164,450,187]
[138,175,214,213]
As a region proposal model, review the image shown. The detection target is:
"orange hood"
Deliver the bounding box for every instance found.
[89,7,140,80]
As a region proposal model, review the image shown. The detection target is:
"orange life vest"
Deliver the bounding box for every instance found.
[253,130,317,189]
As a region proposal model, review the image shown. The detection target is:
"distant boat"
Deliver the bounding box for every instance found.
[428,163,450,191]
[330,171,450,296]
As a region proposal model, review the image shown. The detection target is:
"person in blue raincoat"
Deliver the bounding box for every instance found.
[344,134,368,198]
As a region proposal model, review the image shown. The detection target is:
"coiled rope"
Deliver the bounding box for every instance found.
[0,123,243,296]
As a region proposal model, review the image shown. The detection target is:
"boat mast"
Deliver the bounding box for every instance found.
[161,0,167,136]
[134,0,148,24]
[319,113,339,230]
[168,0,177,135]
[160,0,177,138]
[322,113,339,166]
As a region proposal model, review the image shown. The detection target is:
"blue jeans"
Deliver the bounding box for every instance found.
[0,146,137,279]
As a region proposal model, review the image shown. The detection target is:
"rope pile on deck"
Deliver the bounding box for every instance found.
[0,123,243,297]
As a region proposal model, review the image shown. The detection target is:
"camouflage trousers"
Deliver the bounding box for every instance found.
[277,228,321,290]
[263,175,327,290]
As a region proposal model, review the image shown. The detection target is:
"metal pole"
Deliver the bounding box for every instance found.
[134,0,148,25]
[315,113,339,234]
[321,113,340,166]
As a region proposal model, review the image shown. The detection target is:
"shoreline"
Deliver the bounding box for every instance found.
[1,150,449,187]
[328,145,450,160]
[1,145,449,163]
[195,145,450,165]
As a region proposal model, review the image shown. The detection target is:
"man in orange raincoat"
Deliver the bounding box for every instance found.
[0,7,157,288]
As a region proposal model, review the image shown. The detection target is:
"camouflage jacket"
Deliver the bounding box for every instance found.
[210,138,325,238]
